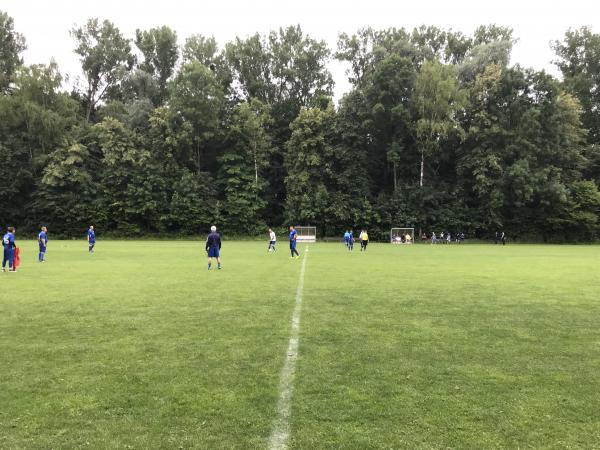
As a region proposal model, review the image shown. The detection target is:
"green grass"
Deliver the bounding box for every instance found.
[1,241,600,449]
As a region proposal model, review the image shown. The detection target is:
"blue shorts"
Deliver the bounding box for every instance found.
[39,245,46,252]
[289,241,296,249]
[208,247,220,258]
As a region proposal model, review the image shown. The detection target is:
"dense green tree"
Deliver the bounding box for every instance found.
[218,99,273,231]
[169,61,225,173]
[412,60,465,187]
[284,104,336,228]
[553,27,600,144]
[0,10,26,92]
[0,62,80,228]
[71,19,134,121]
[134,26,178,103]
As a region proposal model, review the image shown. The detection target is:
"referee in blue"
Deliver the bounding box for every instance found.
[206,225,222,270]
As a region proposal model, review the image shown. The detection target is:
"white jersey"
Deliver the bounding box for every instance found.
[270,231,276,242]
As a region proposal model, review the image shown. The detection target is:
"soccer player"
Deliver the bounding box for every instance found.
[2,227,17,272]
[87,225,96,253]
[38,226,48,262]
[206,225,222,270]
[343,230,351,248]
[360,229,369,251]
[268,228,277,252]
[348,229,354,251]
[289,225,300,258]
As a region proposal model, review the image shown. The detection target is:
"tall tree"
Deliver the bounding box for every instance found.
[219,99,273,231]
[284,104,336,227]
[412,60,465,187]
[0,10,26,92]
[169,61,225,173]
[71,18,134,122]
[553,27,600,144]
[134,26,178,103]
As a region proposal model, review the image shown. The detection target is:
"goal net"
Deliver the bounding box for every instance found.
[296,226,317,243]
[390,227,415,244]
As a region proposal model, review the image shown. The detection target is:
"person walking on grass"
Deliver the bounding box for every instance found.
[206,225,222,270]
[2,227,17,273]
[344,230,351,249]
[38,226,48,262]
[268,228,277,252]
[289,225,300,259]
[348,229,355,251]
[360,229,369,251]
[87,225,96,253]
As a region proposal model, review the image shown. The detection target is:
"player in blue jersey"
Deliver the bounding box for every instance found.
[344,230,351,248]
[2,227,17,272]
[348,229,355,251]
[206,225,222,270]
[38,226,48,262]
[87,225,96,253]
[289,225,300,258]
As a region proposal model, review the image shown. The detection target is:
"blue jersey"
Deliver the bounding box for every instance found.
[206,232,221,250]
[3,232,15,248]
[39,231,48,246]
[289,229,297,242]
[344,232,350,241]
[87,229,95,242]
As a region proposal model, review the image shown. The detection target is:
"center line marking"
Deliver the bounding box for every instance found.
[268,248,308,450]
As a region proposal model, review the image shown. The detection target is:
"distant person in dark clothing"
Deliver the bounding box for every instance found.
[501,232,506,245]
[206,225,222,270]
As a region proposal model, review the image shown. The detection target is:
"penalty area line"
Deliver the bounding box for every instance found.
[268,247,308,450]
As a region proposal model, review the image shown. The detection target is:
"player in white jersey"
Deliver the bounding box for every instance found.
[268,228,277,252]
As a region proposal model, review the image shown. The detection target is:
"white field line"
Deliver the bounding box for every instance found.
[268,248,308,450]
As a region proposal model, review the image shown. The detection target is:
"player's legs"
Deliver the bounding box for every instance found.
[7,249,14,271]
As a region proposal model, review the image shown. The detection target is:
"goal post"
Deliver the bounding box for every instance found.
[390,227,415,244]
[296,226,317,243]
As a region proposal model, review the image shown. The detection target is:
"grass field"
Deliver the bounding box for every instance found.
[1,240,600,449]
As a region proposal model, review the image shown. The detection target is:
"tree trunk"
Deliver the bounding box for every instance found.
[195,141,202,173]
[393,161,397,192]
[419,149,424,188]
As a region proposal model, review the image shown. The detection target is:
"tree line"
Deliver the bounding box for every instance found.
[1,11,600,241]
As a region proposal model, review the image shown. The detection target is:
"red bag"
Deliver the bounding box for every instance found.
[13,247,20,270]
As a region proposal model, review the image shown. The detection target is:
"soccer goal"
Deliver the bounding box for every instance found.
[390,227,415,244]
[296,226,317,243]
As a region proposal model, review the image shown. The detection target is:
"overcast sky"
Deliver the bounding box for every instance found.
[3,0,599,100]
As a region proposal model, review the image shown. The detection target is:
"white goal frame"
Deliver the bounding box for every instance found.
[296,226,317,243]
[390,227,415,244]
